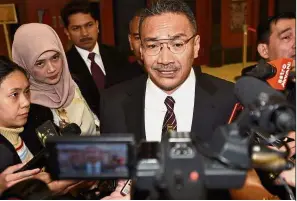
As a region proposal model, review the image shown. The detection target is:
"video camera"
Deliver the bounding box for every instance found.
[44,77,295,199]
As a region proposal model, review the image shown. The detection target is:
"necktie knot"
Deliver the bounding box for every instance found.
[164,96,175,112]
[88,52,96,62]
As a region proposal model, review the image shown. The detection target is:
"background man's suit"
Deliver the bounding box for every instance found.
[66,44,144,117]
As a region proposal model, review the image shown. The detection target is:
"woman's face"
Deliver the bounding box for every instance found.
[32,51,63,85]
[0,70,30,128]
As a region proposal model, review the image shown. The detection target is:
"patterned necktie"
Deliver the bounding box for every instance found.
[88,52,105,89]
[162,96,177,133]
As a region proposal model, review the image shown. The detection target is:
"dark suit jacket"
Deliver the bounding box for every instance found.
[0,104,53,172]
[66,44,144,117]
[99,67,237,199]
[100,67,237,143]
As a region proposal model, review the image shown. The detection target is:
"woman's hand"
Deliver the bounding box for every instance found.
[0,163,40,195]
[101,180,130,200]
[33,171,82,195]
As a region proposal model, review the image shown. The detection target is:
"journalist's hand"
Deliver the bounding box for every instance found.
[101,180,130,200]
[33,172,81,195]
[276,167,295,187]
[0,163,40,195]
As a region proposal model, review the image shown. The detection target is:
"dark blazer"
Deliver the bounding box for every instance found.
[99,67,237,199]
[100,67,237,143]
[66,44,144,117]
[0,104,53,172]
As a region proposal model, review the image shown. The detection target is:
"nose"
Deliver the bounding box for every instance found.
[157,44,175,65]
[47,62,56,73]
[80,27,88,37]
[20,93,30,109]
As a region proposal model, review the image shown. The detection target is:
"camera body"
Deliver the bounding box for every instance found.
[46,128,250,199]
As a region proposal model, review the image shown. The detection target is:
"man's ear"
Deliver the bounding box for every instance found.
[140,45,144,60]
[64,28,71,40]
[128,34,133,51]
[257,43,269,59]
[96,20,99,34]
[193,35,200,59]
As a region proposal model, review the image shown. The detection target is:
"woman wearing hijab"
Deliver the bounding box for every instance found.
[12,23,99,136]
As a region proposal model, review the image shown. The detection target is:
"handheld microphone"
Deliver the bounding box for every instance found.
[60,123,82,136]
[15,121,81,173]
[234,76,295,133]
[266,58,293,90]
[36,121,81,147]
[245,58,293,90]
[234,76,286,106]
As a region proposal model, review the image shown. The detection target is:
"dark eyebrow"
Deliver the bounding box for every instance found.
[9,88,21,92]
[278,27,292,36]
[35,59,45,63]
[9,83,30,92]
[70,21,93,28]
[143,33,188,42]
[52,52,60,58]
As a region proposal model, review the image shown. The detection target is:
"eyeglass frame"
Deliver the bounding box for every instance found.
[141,34,197,56]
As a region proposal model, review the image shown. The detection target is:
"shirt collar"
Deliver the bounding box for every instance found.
[75,42,100,62]
[145,68,196,111]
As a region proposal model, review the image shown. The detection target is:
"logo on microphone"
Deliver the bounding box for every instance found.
[267,58,293,90]
[277,62,291,88]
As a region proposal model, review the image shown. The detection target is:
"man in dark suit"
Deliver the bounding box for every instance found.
[128,9,145,71]
[100,0,274,200]
[60,0,143,117]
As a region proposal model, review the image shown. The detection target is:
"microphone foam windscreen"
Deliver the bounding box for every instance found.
[234,76,285,107]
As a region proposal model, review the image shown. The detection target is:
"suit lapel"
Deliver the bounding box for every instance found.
[99,45,115,87]
[122,76,147,143]
[191,67,218,141]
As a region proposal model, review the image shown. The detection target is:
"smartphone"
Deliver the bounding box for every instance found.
[14,149,47,173]
[121,180,132,196]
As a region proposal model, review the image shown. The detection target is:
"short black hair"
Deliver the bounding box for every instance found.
[61,0,97,28]
[257,12,296,44]
[0,56,28,85]
[139,0,197,36]
[129,8,145,34]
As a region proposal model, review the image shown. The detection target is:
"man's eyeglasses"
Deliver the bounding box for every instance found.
[142,34,197,56]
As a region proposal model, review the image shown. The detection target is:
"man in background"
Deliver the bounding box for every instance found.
[241,12,296,199]
[128,9,145,70]
[61,0,143,117]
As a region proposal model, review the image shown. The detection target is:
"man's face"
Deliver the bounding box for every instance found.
[128,16,141,61]
[260,18,296,69]
[64,13,99,52]
[140,13,200,94]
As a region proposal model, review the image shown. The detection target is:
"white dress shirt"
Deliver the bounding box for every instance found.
[144,68,196,142]
[75,42,106,75]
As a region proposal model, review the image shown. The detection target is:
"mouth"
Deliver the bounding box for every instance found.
[48,73,59,80]
[156,69,178,78]
[19,112,29,117]
[80,38,93,43]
